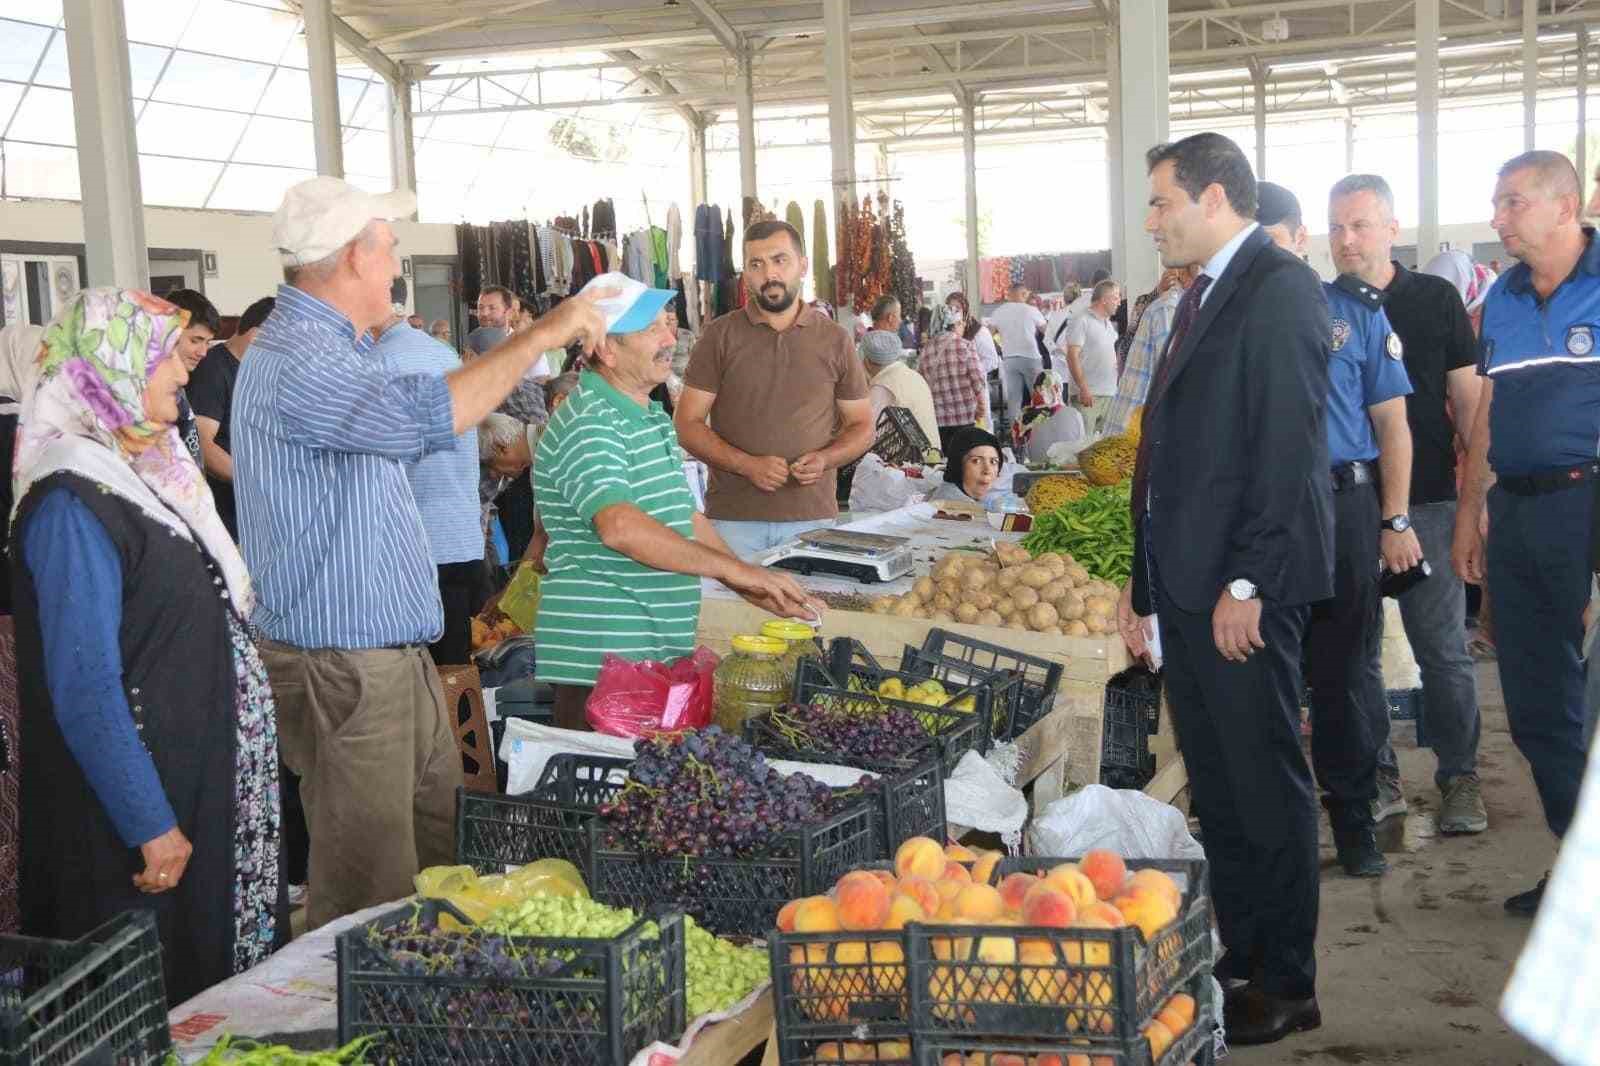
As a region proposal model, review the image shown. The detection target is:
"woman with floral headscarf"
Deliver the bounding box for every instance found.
[9,289,283,1004]
[1011,368,1086,463]
[918,301,990,455]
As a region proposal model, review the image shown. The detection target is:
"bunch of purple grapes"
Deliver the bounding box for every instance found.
[364,920,570,983]
[768,701,930,767]
[598,726,845,859]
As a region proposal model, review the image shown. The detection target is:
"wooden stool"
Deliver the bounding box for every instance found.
[437,663,498,794]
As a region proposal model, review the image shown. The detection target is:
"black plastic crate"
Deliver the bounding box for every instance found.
[771,926,913,1053]
[0,910,170,1066]
[337,898,686,1066]
[912,970,1216,1066]
[775,1036,914,1065]
[454,755,631,874]
[1101,668,1160,790]
[794,658,989,773]
[897,646,1025,743]
[839,408,934,504]
[907,858,1213,1042]
[743,713,948,852]
[588,794,883,938]
[916,629,1064,740]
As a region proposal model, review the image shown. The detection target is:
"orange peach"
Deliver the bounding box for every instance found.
[815,1043,846,1061]
[837,871,893,931]
[867,940,907,994]
[793,895,841,933]
[1044,864,1099,910]
[990,1055,1027,1066]
[944,842,978,861]
[974,932,1018,964]
[1164,992,1197,1031]
[997,872,1040,913]
[971,849,1002,886]
[1082,901,1128,928]
[954,883,1006,922]
[1128,868,1182,911]
[895,877,941,917]
[1079,850,1128,900]
[1155,1003,1189,1036]
[1036,1055,1066,1066]
[896,836,947,881]
[934,877,967,903]
[868,869,899,889]
[884,893,926,930]
[1144,1019,1175,1060]
[1112,886,1177,941]
[874,1040,911,1059]
[942,861,974,884]
[776,898,802,933]
[1020,883,1078,928]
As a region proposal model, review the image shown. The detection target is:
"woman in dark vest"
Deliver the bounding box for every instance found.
[10,288,284,1005]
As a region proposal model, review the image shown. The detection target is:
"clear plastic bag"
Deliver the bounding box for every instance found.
[585,648,720,738]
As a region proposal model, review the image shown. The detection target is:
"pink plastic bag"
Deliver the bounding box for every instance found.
[586,648,720,738]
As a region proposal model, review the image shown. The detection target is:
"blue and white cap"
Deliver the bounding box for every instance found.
[579,271,676,335]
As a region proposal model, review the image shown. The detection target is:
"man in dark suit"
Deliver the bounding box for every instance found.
[1117,132,1335,1046]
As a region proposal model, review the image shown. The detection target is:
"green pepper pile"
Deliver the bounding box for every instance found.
[1021,480,1135,584]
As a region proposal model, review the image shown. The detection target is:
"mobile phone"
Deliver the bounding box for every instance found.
[1379,559,1431,598]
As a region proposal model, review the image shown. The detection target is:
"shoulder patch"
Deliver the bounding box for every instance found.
[1386,332,1404,360]
[1330,318,1351,352]
[1332,273,1386,309]
[1567,325,1595,357]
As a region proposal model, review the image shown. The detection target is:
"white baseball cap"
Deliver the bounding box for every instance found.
[273,176,417,267]
[578,272,677,335]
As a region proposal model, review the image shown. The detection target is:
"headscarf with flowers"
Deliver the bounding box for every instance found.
[11,288,253,614]
[1012,368,1067,452]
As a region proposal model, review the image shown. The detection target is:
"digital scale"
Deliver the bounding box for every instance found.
[762,529,916,584]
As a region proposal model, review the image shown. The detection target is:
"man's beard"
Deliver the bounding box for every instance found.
[754,281,799,313]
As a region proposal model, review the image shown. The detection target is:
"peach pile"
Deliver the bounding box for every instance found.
[777,839,1188,1034]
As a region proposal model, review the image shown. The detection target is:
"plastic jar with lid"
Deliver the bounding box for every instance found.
[712,635,791,734]
[759,619,825,689]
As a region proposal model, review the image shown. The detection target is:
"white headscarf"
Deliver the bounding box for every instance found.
[1421,250,1495,315]
[0,324,44,416]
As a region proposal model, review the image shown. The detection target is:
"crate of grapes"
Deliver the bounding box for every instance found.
[337,898,686,1066]
[0,910,170,1066]
[793,658,989,773]
[907,857,1213,1042]
[912,628,1064,740]
[454,755,631,874]
[743,710,948,852]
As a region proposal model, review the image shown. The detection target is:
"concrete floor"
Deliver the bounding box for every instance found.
[1229,661,1561,1066]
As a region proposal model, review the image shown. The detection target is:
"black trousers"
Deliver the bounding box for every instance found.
[430,560,492,667]
[496,477,535,563]
[1157,579,1319,1000]
[1304,480,1386,832]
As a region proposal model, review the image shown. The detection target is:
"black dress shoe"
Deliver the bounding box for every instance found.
[1504,873,1548,916]
[1333,828,1388,878]
[1225,986,1322,1046]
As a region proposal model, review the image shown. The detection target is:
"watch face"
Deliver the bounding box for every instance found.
[1229,579,1255,600]
[1387,515,1411,533]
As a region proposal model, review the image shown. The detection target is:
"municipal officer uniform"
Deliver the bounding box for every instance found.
[1479,227,1600,844]
[1305,276,1413,866]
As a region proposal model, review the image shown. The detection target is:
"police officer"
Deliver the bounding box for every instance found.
[1454,150,1600,916]
[1258,182,1421,877]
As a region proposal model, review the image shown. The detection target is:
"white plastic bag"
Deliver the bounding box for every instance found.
[1379,597,1421,690]
[849,452,927,514]
[1027,783,1205,863]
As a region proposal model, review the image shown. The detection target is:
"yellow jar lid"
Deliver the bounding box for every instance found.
[760,620,816,642]
[731,635,788,655]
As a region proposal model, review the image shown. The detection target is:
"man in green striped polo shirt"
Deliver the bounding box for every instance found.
[534,273,824,729]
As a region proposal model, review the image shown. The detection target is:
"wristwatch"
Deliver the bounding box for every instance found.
[1382,514,1412,533]
[1227,578,1258,601]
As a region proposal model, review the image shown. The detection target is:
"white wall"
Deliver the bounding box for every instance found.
[0,199,459,315]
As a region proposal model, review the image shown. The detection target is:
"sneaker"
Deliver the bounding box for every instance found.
[1373,769,1408,823]
[1504,874,1548,916]
[287,883,309,908]
[1333,828,1388,878]
[1438,773,1488,834]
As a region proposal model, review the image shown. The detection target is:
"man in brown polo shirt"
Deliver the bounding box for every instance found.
[677,220,875,559]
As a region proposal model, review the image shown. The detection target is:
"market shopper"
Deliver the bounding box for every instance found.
[12,288,284,1005]
[163,289,221,470]
[466,284,515,356]
[1453,150,1600,916]
[1259,181,1419,877]
[1119,133,1334,1046]
[989,284,1048,425]
[918,303,989,454]
[1101,268,1193,437]
[862,330,939,446]
[234,176,611,930]
[945,291,1001,428]
[1062,279,1123,432]
[188,295,275,540]
[676,220,874,560]
[372,314,488,666]
[1326,175,1490,834]
[1011,369,1086,463]
[926,426,1005,506]
[536,273,821,728]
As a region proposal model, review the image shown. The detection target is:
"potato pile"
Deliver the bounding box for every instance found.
[867,544,1120,637]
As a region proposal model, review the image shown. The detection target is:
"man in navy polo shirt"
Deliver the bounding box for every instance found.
[1454,150,1600,916]
[1258,182,1419,878]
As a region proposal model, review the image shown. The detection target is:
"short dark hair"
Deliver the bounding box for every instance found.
[163,288,220,335]
[478,284,515,309]
[237,296,276,334]
[1146,132,1258,219]
[744,219,805,257]
[1090,268,1112,286]
[871,294,901,323]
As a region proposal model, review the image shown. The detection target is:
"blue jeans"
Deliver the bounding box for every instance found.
[712,518,836,562]
[1376,500,1481,789]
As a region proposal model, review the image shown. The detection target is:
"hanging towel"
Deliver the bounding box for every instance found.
[666,204,683,279]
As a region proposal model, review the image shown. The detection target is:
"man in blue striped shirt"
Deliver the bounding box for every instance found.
[234,177,608,929]
[371,314,487,667]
